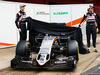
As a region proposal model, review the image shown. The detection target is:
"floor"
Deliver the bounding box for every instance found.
[0,34,100,75]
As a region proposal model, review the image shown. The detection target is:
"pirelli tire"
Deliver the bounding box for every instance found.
[67,40,79,62]
[16,40,30,57]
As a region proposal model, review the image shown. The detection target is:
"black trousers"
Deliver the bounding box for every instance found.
[86,24,96,47]
[19,24,27,40]
[98,22,100,32]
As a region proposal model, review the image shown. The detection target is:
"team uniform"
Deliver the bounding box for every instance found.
[15,10,27,40]
[80,12,98,52]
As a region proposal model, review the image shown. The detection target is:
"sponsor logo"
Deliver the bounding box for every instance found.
[55,61,66,64]
[53,12,68,15]
[36,12,50,15]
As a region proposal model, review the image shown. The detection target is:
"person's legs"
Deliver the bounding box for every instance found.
[23,29,27,40]
[19,32,22,40]
[91,26,96,48]
[91,26,98,52]
[86,26,91,49]
[19,27,27,41]
[98,22,100,32]
[20,29,27,40]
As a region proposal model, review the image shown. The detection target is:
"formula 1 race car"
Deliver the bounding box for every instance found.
[11,34,79,70]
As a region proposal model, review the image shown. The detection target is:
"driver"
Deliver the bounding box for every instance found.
[78,5,99,53]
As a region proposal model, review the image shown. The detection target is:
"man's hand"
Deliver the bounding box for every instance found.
[76,26,79,28]
[76,24,81,28]
[96,28,99,33]
[18,28,21,32]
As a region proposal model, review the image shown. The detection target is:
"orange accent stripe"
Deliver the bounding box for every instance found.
[52,36,60,44]
[65,22,72,27]
[66,17,83,27]
[72,17,83,26]
[0,42,16,46]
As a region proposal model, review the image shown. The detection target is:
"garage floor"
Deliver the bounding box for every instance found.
[0,34,100,75]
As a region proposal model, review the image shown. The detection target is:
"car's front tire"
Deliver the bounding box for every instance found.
[16,41,30,57]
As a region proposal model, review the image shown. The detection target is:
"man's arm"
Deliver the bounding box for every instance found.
[95,14,99,32]
[95,14,99,28]
[79,14,87,27]
[15,13,22,32]
[15,13,20,28]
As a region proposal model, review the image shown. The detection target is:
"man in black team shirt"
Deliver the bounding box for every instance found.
[15,4,27,40]
[78,5,99,53]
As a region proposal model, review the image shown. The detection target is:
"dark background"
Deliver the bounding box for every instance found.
[4,0,100,14]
